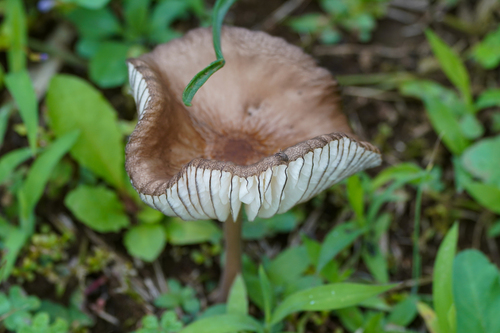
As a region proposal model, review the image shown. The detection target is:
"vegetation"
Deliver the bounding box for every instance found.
[1,0,500,332]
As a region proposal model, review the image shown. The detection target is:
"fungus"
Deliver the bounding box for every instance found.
[126,27,381,300]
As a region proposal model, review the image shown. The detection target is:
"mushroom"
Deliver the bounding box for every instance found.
[125,26,381,300]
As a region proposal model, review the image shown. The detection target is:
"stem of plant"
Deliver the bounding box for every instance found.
[217,210,243,302]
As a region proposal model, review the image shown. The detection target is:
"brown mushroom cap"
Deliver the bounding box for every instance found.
[126,26,381,222]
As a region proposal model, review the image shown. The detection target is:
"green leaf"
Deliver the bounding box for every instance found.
[47,75,125,189]
[5,70,38,153]
[464,181,500,214]
[179,314,263,333]
[387,295,419,326]
[471,26,500,69]
[417,302,441,333]
[459,113,484,140]
[66,7,121,40]
[488,220,500,238]
[124,224,166,262]
[259,266,273,325]
[362,243,389,283]
[287,14,328,34]
[165,219,222,245]
[434,223,458,333]
[0,147,32,184]
[425,30,472,106]
[317,222,365,272]
[65,185,130,232]
[453,249,500,333]
[476,89,500,109]
[6,0,27,72]
[422,96,470,155]
[18,312,69,333]
[243,211,301,240]
[148,0,189,43]
[0,103,13,147]
[336,307,364,332]
[124,0,151,38]
[89,42,130,88]
[17,131,79,223]
[270,283,395,325]
[72,0,111,9]
[461,135,500,187]
[267,246,309,286]
[0,227,28,282]
[227,274,248,315]
[347,174,365,221]
[182,0,238,106]
[371,162,423,189]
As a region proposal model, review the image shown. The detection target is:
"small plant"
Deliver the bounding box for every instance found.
[154,279,201,316]
[287,0,390,44]
[400,29,500,220]
[134,311,183,333]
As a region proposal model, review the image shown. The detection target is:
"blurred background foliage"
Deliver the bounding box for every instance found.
[1,0,500,332]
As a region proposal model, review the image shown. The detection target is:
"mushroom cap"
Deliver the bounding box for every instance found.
[126,26,381,222]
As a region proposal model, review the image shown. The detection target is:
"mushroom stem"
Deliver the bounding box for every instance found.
[218,210,243,302]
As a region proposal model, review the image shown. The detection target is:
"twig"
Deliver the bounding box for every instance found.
[392,275,433,291]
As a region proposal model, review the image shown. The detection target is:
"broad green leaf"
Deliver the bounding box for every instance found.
[124,224,166,262]
[453,250,500,333]
[417,302,440,333]
[73,0,111,9]
[165,219,222,245]
[464,181,500,214]
[362,243,389,283]
[347,174,365,221]
[6,0,27,72]
[89,42,130,88]
[425,30,472,106]
[471,26,500,69]
[422,97,470,155]
[66,7,121,40]
[259,266,273,324]
[476,89,500,110]
[47,75,125,189]
[387,295,419,326]
[17,131,79,223]
[5,70,38,153]
[459,114,484,139]
[227,274,248,315]
[270,283,395,325]
[283,275,323,297]
[267,246,309,286]
[461,135,500,187]
[0,147,32,184]
[317,222,365,272]
[179,314,263,333]
[65,185,130,232]
[434,223,458,333]
[75,38,102,59]
[182,0,238,106]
